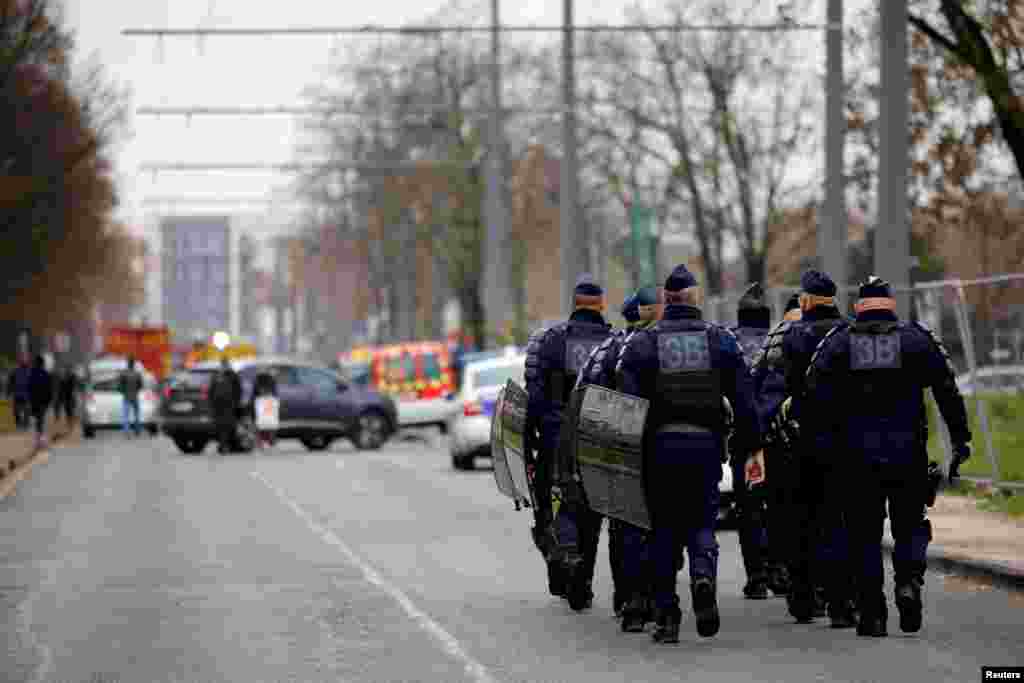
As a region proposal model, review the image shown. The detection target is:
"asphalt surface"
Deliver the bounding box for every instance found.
[2,431,1021,683]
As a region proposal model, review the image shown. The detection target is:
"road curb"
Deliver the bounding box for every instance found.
[0,426,73,501]
[0,448,50,500]
[882,539,1024,592]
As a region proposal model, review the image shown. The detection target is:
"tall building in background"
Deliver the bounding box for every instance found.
[160,216,231,344]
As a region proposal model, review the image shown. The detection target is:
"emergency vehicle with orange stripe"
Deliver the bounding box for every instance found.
[366,342,459,432]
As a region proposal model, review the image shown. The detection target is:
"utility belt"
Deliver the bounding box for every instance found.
[656,419,731,463]
[656,422,712,436]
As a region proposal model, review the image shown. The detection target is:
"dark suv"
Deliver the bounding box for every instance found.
[159,357,398,455]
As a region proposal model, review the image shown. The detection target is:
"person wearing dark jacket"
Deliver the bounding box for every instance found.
[806,276,972,637]
[616,264,760,643]
[119,357,145,437]
[772,270,856,627]
[524,274,613,610]
[729,283,774,600]
[210,358,243,454]
[9,356,32,430]
[54,365,79,427]
[28,355,53,442]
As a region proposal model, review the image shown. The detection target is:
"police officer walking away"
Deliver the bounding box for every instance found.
[574,287,661,626]
[616,264,760,643]
[771,270,856,627]
[805,277,972,637]
[210,357,243,454]
[729,283,773,600]
[749,292,801,598]
[524,274,612,611]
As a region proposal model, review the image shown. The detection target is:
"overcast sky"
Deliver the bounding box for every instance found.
[64,0,850,242]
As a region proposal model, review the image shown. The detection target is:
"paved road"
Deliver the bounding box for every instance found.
[2,432,1021,683]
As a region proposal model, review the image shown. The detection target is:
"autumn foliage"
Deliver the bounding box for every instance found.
[0,0,142,335]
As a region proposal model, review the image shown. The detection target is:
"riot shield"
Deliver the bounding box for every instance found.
[499,379,535,509]
[490,387,521,503]
[553,385,586,487]
[575,385,651,530]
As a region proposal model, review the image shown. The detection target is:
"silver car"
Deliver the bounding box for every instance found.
[82,370,160,438]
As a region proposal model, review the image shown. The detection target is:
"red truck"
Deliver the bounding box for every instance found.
[103,325,172,381]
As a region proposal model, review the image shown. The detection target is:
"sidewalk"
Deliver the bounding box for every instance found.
[0,418,78,499]
[884,492,1024,591]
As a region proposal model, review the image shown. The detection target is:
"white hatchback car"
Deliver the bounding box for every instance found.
[449,354,526,470]
[82,370,160,438]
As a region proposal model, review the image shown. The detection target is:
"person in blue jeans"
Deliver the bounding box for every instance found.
[118,357,144,437]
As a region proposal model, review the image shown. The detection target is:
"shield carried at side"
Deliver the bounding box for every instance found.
[490,387,520,504]
[498,379,535,509]
[575,385,651,530]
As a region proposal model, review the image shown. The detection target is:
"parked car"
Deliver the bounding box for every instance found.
[82,369,160,438]
[956,364,1024,396]
[369,342,459,432]
[159,356,398,455]
[449,354,526,470]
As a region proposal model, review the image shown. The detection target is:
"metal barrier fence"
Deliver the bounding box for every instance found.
[706,273,1024,488]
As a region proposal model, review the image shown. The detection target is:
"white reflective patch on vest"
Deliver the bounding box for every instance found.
[566,338,601,374]
[658,331,711,372]
[850,333,902,370]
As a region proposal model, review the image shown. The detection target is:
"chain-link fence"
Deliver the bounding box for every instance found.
[707,273,1024,487]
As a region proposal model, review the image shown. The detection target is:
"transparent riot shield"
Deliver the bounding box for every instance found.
[575,385,651,530]
[499,379,535,509]
[490,387,521,504]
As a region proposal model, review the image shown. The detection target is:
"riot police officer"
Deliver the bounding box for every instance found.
[575,286,662,629]
[616,265,760,643]
[524,274,613,611]
[729,283,772,599]
[770,270,856,627]
[805,277,972,637]
[749,292,801,598]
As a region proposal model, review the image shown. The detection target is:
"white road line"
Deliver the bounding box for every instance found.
[249,471,499,683]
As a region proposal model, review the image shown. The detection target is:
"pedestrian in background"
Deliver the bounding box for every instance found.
[210,357,242,454]
[28,354,52,448]
[252,370,279,449]
[9,354,32,430]
[53,364,79,429]
[118,356,144,437]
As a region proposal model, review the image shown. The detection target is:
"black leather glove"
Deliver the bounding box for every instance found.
[949,443,971,483]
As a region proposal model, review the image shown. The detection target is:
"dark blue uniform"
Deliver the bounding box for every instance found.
[729,324,771,596]
[749,316,799,596]
[524,307,612,609]
[806,307,971,635]
[575,327,632,612]
[617,303,759,639]
[779,303,856,623]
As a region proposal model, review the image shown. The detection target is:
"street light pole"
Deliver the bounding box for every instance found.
[821,0,847,308]
[876,0,911,318]
[560,0,583,318]
[482,0,512,349]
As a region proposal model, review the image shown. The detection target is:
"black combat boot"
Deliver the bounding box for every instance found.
[787,584,816,624]
[691,577,721,638]
[813,585,828,618]
[743,573,769,600]
[613,590,625,618]
[620,595,649,633]
[895,579,923,633]
[651,606,682,644]
[828,598,857,629]
[547,560,566,598]
[856,594,888,638]
[565,559,593,612]
[767,564,791,597]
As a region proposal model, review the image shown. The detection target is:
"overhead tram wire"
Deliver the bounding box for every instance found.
[122,22,839,38]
